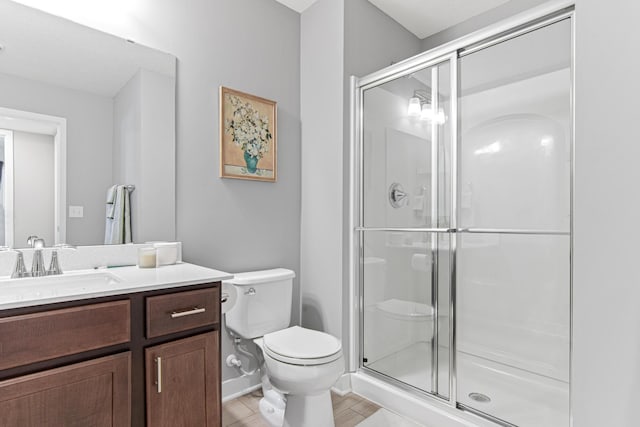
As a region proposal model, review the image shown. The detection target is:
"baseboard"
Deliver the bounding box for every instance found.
[331,372,353,396]
[222,373,262,402]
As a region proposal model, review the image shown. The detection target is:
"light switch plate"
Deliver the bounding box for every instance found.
[69,205,84,218]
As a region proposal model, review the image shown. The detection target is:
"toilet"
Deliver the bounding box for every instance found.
[224,268,344,427]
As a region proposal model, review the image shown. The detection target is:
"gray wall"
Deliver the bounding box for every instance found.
[165,1,301,385]
[420,0,551,51]
[72,0,302,385]
[0,71,113,246]
[113,72,142,241]
[137,69,176,244]
[573,0,640,425]
[300,0,344,341]
[113,69,176,244]
[344,0,422,77]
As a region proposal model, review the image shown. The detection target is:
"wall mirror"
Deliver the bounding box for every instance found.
[0,0,176,248]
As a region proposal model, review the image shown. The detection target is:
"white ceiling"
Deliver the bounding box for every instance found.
[0,1,175,97]
[274,0,318,13]
[274,0,511,39]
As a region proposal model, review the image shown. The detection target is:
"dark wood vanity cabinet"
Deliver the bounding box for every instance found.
[0,282,222,427]
[144,287,221,427]
[145,333,219,427]
[0,352,131,427]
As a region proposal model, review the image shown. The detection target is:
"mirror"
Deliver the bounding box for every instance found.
[0,1,176,248]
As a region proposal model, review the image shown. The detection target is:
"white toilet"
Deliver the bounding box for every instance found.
[224,268,345,427]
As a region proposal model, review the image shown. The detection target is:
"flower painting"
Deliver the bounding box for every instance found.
[220,86,277,182]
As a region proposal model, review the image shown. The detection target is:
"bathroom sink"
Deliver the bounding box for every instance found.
[0,270,122,305]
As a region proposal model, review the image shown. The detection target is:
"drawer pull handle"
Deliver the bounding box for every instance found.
[155,356,162,393]
[170,307,206,318]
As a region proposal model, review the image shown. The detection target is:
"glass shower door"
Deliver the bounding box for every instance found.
[360,59,453,398]
[456,19,571,426]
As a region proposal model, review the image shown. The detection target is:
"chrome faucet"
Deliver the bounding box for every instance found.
[31,249,46,277]
[27,235,45,248]
[9,238,71,278]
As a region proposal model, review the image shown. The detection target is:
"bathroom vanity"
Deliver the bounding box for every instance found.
[0,263,231,426]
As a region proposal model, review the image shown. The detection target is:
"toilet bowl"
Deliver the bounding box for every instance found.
[256,326,344,427]
[224,269,344,427]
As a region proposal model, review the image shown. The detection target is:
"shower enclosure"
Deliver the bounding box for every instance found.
[351,8,572,427]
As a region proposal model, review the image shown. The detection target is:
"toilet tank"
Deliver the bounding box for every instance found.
[225,268,295,339]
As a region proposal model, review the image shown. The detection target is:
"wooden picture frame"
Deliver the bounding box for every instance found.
[219,86,277,182]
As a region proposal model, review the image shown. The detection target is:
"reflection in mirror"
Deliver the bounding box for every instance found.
[0,0,176,248]
[0,109,64,249]
[0,129,10,247]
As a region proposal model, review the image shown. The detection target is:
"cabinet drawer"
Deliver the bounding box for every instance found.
[146,287,219,338]
[0,300,130,370]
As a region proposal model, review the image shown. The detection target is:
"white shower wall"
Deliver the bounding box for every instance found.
[457,70,571,384]
[453,18,571,425]
[362,86,435,365]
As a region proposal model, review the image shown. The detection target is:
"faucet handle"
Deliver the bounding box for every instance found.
[48,250,63,275]
[11,250,28,279]
[31,249,46,277]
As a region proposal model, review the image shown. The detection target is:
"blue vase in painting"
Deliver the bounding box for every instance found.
[244,151,259,174]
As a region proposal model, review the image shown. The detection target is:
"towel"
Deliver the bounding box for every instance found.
[104,185,132,244]
[105,184,117,219]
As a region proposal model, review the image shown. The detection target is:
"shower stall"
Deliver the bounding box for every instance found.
[350,6,572,427]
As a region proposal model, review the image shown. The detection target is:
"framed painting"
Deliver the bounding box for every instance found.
[219,86,277,182]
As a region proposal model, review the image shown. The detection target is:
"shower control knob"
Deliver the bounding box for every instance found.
[389,182,409,208]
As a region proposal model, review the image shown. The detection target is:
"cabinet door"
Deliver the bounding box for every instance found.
[0,352,131,427]
[146,332,220,427]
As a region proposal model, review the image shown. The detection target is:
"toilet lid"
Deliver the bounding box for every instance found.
[263,326,342,365]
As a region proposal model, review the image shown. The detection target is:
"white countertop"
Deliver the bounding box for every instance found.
[0,262,233,311]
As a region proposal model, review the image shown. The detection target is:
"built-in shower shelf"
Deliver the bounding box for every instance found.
[376,299,433,319]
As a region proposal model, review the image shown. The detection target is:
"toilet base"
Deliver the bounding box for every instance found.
[259,395,285,427]
[258,374,286,427]
[283,391,335,427]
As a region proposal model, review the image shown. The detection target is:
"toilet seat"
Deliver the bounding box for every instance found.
[263,326,342,366]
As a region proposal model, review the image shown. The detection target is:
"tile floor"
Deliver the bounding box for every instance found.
[222,389,381,427]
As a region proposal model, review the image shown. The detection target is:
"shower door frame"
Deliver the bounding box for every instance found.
[348,2,575,425]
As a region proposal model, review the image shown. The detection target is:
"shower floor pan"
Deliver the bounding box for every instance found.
[366,342,569,426]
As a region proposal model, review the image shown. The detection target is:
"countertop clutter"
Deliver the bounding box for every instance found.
[0,262,233,311]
